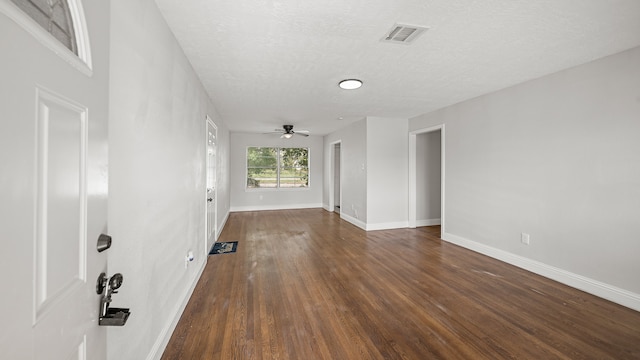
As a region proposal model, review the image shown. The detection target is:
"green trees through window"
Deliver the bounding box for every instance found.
[247,147,309,188]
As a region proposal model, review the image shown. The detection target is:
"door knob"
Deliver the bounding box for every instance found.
[207,198,213,202]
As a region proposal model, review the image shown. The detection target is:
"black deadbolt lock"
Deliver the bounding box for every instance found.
[97,234,112,252]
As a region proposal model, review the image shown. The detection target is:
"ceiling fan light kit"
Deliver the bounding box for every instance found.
[281,133,293,139]
[338,79,363,90]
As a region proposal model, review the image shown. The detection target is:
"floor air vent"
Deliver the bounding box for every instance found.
[381,24,428,44]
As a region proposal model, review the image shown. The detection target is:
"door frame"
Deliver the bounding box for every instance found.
[205,116,218,255]
[408,124,445,232]
[328,140,342,214]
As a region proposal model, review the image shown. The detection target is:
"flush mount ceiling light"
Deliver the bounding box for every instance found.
[339,79,363,90]
[281,133,293,139]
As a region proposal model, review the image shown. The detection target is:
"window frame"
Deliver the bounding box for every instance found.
[245,146,310,191]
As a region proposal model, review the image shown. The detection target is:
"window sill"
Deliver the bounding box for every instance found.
[245,187,310,192]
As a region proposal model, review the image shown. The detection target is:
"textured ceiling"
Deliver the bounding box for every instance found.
[154,0,640,136]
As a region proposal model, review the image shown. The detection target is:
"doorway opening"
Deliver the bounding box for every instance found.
[409,125,445,235]
[329,140,342,214]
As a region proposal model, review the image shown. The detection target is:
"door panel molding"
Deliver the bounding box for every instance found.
[33,86,88,325]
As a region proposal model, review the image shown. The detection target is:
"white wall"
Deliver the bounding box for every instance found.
[416,131,441,225]
[366,117,409,230]
[409,46,640,310]
[323,117,409,230]
[229,132,323,211]
[323,119,368,226]
[108,1,230,359]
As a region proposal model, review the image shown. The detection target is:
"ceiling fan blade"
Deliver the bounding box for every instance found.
[294,132,309,137]
[296,130,310,133]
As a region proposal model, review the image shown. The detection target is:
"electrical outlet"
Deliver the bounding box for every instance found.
[521,233,530,245]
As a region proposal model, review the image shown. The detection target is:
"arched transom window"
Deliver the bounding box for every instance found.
[10,0,77,54]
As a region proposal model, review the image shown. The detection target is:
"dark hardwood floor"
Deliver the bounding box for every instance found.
[162,209,640,359]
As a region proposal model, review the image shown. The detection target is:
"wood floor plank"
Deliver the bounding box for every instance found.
[161,209,640,360]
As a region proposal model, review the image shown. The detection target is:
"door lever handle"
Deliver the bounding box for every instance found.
[207,198,213,202]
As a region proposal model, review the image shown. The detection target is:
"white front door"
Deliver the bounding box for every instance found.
[0,0,109,359]
[206,118,218,252]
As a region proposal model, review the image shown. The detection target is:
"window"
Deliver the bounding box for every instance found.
[10,0,77,54]
[247,147,309,189]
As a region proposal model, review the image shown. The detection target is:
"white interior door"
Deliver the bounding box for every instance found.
[206,118,218,252]
[0,1,109,359]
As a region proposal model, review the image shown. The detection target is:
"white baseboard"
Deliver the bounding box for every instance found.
[146,260,206,360]
[216,210,229,239]
[230,203,323,212]
[416,218,441,227]
[366,221,409,231]
[333,214,434,231]
[442,232,640,312]
[340,212,366,230]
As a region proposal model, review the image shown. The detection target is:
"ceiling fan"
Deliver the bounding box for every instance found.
[267,125,309,138]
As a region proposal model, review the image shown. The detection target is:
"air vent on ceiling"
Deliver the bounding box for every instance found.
[381,24,428,44]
